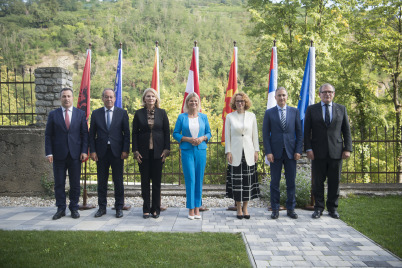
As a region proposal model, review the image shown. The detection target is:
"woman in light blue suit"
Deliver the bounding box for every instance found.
[173,92,211,220]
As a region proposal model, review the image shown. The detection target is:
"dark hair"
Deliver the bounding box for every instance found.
[60,88,73,97]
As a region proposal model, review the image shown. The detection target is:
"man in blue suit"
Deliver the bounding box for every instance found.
[263,87,303,219]
[45,88,89,220]
[89,88,130,218]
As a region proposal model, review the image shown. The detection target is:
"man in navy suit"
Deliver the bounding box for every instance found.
[305,83,352,219]
[45,88,89,220]
[89,88,130,218]
[263,87,303,219]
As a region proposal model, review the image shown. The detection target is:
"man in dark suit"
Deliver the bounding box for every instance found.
[263,87,303,219]
[45,88,89,220]
[89,88,130,218]
[304,83,352,219]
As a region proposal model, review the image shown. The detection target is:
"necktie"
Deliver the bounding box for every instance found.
[280,108,286,130]
[106,110,111,130]
[325,104,330,127]
[65,109,70,130]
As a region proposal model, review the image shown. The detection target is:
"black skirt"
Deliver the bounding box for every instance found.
[226,154,260,202]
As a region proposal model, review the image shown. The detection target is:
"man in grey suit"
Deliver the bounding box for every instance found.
[263,87,303,219]
[89,88,130,218]
[304,83,352,219]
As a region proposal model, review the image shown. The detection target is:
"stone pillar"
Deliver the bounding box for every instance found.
[34,67,73,126]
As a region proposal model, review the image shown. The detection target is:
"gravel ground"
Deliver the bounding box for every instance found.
[0,196,268,208]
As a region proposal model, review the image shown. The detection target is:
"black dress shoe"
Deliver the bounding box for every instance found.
[271,211,279,219]
[143,213,150,219]
[94,209,106,218]
[116,209,123,218]
[152,213,160,219]
[312,210,323,219]
[52,210,65,220]
[287,210,298,219]
[71,210,80,219]
[328,211,340,219]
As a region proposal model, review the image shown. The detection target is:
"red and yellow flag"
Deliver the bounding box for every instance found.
[221,47,238,145]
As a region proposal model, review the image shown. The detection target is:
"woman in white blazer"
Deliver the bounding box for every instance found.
[225,92,260,219]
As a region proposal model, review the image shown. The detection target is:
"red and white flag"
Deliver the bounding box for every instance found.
[151,45,160,97]
[181,47,200,113]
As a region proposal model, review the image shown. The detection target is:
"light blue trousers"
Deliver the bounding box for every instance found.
[181,147,207,209]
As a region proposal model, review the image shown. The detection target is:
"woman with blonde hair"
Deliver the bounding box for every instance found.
[173,92,211,220]
[225,92,260,219]
[132,88,170,219]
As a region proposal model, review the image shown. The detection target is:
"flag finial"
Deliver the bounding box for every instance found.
[155,41,159,47]
[274,40,276,47]
[89,43,92,49]
[310,40,313,47]
[233,41,236,47]
[119,42,122,49]
[194,41,197,47]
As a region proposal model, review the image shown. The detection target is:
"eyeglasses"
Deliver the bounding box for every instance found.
[235,100,245,103]
[320,91,334,95]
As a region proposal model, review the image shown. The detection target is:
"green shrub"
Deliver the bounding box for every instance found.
[260,166,311,208]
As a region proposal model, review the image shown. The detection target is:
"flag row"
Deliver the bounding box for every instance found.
[76,42,315,145]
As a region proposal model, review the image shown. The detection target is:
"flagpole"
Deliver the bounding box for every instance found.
[80,43,95,210]
[306,40,315,211]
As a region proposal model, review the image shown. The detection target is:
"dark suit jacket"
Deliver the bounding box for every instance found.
[304,102,353,159]
[89,106,130,158]
[132,107,170,159]
[45,107,89,160]
[263,106,303,159]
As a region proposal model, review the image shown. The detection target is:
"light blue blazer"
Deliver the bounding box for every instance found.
[173,113,212,149]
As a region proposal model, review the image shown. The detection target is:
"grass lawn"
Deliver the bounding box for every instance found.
[338,195,402,258]
[0,231,252,268]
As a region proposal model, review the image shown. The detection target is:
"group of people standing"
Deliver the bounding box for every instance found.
[45,82,352,221]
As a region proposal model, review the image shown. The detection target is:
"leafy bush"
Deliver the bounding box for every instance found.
[260,166,311,208]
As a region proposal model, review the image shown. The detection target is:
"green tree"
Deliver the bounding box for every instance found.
[352,0,402,182]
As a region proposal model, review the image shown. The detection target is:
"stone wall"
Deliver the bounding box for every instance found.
[0,127,52,196]
[0,67,72,196]
[34,67,73,126]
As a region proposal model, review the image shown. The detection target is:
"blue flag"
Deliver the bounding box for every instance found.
[297,47,315,136]
[114,49,123,108]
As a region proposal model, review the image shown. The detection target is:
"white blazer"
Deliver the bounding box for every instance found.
[225,111,260,166]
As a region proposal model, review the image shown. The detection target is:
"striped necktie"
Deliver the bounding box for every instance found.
[280,108,286,130]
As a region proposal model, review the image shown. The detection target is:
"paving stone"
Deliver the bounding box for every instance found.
[0,207,400,268]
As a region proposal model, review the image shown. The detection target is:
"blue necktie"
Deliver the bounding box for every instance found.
[106,110,111,130]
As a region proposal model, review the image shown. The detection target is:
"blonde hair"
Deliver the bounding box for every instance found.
[183,92,202,113]
[230,92,252,110]
[141,88,160,108]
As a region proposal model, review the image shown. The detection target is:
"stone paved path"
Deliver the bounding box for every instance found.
[0,207,400,267]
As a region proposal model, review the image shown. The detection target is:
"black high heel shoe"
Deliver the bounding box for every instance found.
[152,212,160,219]
[243,215,250,219]
[237,215,243,219]
[143,213,150,219]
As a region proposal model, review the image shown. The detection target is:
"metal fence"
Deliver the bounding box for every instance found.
[81,127,402,186]
[342,126,401,184]
[0,68,35,125]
